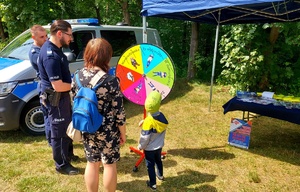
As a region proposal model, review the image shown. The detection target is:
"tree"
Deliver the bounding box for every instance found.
[1,0,67,37]
[116,0,130,25]
[0,18,6,41]
[187,22,199,79]
[0,3,7,41]
[217,23,300,96]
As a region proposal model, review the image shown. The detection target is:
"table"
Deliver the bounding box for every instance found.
[222,96,300,124]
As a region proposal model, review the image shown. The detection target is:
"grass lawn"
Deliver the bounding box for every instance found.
[0,79,300,192]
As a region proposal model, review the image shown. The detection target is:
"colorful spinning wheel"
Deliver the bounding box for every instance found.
[116,43,175,105]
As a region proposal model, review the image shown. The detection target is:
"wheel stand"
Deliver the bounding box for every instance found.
[129,146,167,172]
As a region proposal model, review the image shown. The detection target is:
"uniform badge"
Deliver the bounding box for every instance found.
[47,47,54,57]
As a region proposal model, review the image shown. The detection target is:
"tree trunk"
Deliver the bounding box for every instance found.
[269,26,279,45]
[94,6,101,24]
[187,22,199,79]
[122,1,130,25]
[182,21,188,56]
[116,0,130,25]
[259,25,280,89]
[0,18,6,41]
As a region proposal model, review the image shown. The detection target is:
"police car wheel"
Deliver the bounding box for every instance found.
[20,100,45,136]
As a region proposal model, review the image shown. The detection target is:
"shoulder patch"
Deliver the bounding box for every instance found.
[47,47,54,57]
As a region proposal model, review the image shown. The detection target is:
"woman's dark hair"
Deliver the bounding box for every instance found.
[50,20,72,35]
[84,38,113,73]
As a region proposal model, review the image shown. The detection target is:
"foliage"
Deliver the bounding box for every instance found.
[283,22,300,46]
[194,23,219,81]
[149,20,218,80]
[217,24,265,94]
[0,40,8,50]
[0,0,143,39]
[147,18,191,78]
[217,23,300,96]
[1,0,300,96]
[2,0,68,38]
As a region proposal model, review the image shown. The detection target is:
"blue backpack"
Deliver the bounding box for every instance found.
[72,70,111,133]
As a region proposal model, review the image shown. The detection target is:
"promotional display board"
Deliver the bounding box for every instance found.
[228,118,252,149]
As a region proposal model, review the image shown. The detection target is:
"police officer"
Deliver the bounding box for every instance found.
[37,20,79,175]
[29,25,48,78]
[28,25,50,145]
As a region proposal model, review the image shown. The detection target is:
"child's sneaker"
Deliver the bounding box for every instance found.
[156,174,165,181]
[146,180,157,191]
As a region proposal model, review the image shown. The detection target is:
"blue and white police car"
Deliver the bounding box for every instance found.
[0,18,162,135]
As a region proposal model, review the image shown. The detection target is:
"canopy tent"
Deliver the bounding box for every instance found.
[141,0,300,111]
[141,0,300,24]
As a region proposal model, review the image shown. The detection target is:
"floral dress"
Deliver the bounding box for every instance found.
[70,68,126,164]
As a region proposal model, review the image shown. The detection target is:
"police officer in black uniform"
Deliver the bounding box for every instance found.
[28,25,50,145]
[37,20,79,175]
[29,25,48,78]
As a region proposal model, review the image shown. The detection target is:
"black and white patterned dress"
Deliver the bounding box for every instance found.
[70,68,126,164]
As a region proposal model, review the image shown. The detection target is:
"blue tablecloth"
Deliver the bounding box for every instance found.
[222,96,300,125]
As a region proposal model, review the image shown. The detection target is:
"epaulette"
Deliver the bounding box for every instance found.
[46,47,54,57]
[31,48,36,53]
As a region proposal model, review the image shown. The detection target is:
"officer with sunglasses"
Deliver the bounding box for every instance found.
[38,20,79,175]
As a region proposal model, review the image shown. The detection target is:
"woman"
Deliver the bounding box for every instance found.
[70,38,126,192]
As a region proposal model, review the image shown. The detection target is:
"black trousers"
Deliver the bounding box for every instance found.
[48,95,73,169]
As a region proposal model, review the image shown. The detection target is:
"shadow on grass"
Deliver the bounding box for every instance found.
[247,117,300,166]
[124,78,194,119]
[125,138,138,145]
[117,169,217,192]
[121,149,178,176]
[118,152,149,175]
[0,129,45,143]
[167,146,235,160]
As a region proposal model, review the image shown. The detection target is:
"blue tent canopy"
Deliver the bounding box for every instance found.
[141,0,300,25]
[141,0,300,111]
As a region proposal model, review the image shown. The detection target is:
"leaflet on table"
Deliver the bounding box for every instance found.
[236,91,256,98]
[228,118,252,149]
[262,91,274,99]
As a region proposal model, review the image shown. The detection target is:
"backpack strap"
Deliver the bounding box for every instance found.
[89,70,106,88]
[104,75,116,84]
[76,70,114,91]
[75,71,82,89]
[92,74,116,91]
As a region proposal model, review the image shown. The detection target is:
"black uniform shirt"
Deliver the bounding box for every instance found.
[28,44,40,77]
[37,40,71,92]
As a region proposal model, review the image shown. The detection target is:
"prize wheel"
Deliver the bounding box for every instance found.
[116,44,175,105]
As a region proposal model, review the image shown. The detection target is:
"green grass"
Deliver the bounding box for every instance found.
[1,79,300,192]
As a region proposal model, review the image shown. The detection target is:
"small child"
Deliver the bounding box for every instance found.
[138,90,168,191]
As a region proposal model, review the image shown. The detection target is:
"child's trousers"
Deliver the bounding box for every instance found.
[144,148,163,186]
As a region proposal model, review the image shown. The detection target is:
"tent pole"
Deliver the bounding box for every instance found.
[209,23,220,112]
[143,16,147,43]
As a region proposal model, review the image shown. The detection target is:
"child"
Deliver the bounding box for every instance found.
[138,90,168,191]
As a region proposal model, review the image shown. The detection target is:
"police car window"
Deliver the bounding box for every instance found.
[67,31,95,60]
[0,31,33,60]
[100,30,136,57]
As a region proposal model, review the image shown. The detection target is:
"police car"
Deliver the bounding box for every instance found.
[0,18,162,136]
